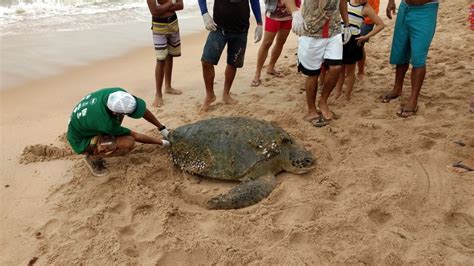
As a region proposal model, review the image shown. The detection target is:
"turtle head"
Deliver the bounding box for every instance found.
[283,147,316,174]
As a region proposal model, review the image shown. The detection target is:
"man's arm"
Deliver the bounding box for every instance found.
[169,0,184,12]
[147,0,173,16]
[250,0,263,25]
[198,0,208,15]
[339,0,349,26]
[386,0,396,19]
[142,108,165,129]
[130,130,166,145]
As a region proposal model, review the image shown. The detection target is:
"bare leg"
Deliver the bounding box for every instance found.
[405,66,426,110]
[222,64,238,104]
[152,60,166,107]
[334,65,345,99]
[304,75,320,120]
[319,65,341,120]
[164,56,182,95]
[252,30,277,86]
[319,65,327,88]
[201,61,216,112]
[344,63,356,101]
[267,29,290,76]
[393,64,409,95]
[357,46,366,80]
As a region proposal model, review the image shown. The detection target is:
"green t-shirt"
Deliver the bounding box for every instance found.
[67,88,139,154]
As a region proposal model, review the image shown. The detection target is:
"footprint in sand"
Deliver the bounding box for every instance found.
[368,208,392,225]
[68,226,98,240]
[40,218,61,238]
[118,225,140,258]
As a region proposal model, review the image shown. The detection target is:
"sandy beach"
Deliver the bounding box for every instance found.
[1,0,473,264]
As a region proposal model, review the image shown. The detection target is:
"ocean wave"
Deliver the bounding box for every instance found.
[0,0,200,35]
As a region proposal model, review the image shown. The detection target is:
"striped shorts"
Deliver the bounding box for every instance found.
[152,13,181,61]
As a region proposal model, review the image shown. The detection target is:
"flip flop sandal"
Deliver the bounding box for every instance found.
[452,161,474,172]
[381,93,400,103]
[396,106,418,118]
[309,117,329,127]
[250,79,261,87]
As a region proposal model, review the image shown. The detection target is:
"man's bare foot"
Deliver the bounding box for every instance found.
[251,78,261,87]
[303,113,319,122]
[152,97,163,107]
[266,69,284,77]
[318,102,334,120]
[344,93,352,101]
[357,72,365,81]
[201,95,216,112]
[222,94,238,105]
[165,87,182,95]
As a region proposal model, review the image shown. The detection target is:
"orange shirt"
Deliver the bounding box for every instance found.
[364,0,380,25]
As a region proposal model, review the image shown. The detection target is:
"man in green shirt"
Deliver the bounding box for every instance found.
[67,88,170,176]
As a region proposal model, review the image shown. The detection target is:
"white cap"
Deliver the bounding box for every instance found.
[107,91,137,114]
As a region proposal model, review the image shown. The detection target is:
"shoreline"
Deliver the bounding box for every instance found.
[0,15,204,91]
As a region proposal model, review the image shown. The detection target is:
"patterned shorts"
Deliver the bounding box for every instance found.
[152,13,181,61]
[84,135,117,156]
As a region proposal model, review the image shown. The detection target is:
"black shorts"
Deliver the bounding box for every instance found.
[342,35,363,65]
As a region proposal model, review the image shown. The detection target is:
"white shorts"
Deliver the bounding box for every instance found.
[297,34,343,76]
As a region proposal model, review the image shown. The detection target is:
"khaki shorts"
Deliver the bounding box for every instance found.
[83,135,117,156]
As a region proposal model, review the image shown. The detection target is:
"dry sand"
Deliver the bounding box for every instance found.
[1,0,473,264]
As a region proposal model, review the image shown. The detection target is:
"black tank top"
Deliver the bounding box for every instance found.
[214,0,250,33]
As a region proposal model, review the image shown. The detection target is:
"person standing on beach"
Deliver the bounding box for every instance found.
[198,0,263,112]
[67,88,170,177]
[381,0,439,118]
[334,0,385,101]
[356,0,380,80]
[250,0,300,87]
[147,0,184,107]
[285,0,349,127]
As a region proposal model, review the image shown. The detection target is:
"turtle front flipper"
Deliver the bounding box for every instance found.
[206,175,277,210]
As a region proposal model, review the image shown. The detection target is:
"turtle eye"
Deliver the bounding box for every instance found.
[281,136,292,144]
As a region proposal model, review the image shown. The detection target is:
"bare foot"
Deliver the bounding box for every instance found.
[318,102,334,120]
[266,69,284,77]
[201,95,216,112]
[357,72,365,81]
[222,94,238,105]
[165,87,182,95]
[250,78,261,87]
[303,113,319,122]
[344,93,352,101]
[152,97,163,107]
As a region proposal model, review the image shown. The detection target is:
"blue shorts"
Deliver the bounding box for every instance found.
[390,1,438,68]
[360,23,374,37]
[201,29,248,68]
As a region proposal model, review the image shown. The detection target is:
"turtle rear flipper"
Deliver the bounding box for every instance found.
[206,175,277,210]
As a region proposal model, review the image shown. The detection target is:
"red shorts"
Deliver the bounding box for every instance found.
[264,16,292,33]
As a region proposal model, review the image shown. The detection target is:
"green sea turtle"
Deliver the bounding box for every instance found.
[169,117,316,210]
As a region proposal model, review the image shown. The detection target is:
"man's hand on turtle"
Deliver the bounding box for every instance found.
[158,125,170,139]
[161,140,170,147]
